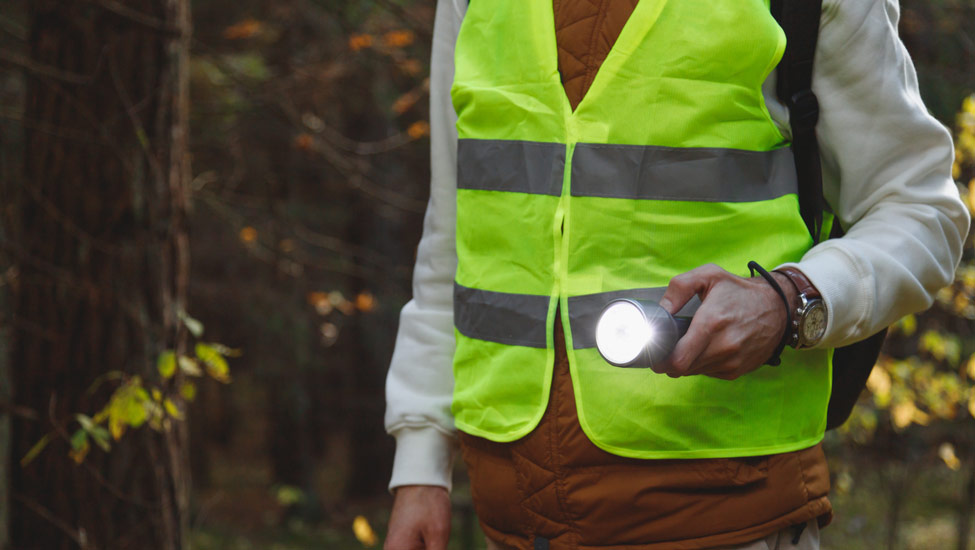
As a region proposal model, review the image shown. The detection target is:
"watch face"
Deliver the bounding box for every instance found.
[801,302,827,345]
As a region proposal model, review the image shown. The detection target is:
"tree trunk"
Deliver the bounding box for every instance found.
[5,0,191,547]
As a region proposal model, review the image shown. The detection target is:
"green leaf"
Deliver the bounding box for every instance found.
[70,429,88,451]
[20,433,53,467]
[180,381,197,402]
[90,426,111,452]
[157,351,177,379]
[274,485,305,506]
[196,343,231,383]
[223,53,271,81]
[107,380,150,439]
[178,356,203,377]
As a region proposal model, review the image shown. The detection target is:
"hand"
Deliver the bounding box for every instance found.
[655,263,798,380]
[385,485,452,550]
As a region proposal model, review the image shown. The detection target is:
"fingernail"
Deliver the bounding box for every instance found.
[659,298,673,313]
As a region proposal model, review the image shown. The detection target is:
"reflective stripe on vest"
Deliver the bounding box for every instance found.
[459,140,799,202]
[449,0,831,457]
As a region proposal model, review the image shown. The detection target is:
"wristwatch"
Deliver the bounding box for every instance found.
[775,267,827,349]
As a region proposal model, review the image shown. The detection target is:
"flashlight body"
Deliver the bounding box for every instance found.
[596,298,693,369]
[673,316,692,339]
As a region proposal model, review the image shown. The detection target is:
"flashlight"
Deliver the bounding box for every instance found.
[595,299,693,368]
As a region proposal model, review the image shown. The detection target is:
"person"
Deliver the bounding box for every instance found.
[383,0,971,548]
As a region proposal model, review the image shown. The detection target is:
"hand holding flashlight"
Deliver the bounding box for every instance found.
[596,264,796,379]
[655,264,796,380]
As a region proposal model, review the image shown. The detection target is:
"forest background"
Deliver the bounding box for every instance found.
[0,0,973,549]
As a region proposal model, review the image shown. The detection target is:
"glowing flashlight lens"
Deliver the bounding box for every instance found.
[595,301,652,365]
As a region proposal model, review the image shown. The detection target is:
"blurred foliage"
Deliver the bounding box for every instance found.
[19,316,236,468]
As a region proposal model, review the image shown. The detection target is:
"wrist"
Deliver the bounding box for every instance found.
[774,267,827,349]
[771,271,801,314]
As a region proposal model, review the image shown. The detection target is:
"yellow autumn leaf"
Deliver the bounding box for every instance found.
[912,407,931,426]
[240,226,258,243]
[223,18,263,40]
[352,515,378,547]
[308,291,333,315]
[294,133,314,151]
[383,30,415,48]
[895,314,916,337]
[407,120,430,139]
[163,398,183,420]
[866,367,891,402]
[939,442,961,470]
[891,401,916,429]
[355,291,376,312]
[69,438,90,464]
[963,94,975,115]
[196,343,231,383]
[109,415,126,440]
[391,90,421,115]
[348,33,374,51]
[399,58,422,76]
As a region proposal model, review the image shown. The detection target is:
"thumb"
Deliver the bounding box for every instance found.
[659,264,723,314]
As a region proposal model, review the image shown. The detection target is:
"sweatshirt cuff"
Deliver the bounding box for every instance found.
[388,426,457,494]
[776,245,871,349]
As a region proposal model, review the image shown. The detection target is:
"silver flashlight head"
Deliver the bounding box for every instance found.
[595,298,691,368]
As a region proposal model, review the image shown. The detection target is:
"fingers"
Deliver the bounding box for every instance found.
[659,263,727,315]
[653,314,710,376]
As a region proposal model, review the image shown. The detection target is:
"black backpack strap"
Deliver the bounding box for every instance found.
[771,0,825,244]
[772,0,888,431]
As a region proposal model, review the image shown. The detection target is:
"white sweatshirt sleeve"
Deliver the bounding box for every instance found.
[384,0,466,492]
[770,0,970,348]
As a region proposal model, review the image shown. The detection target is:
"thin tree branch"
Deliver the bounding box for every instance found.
[0,49,92,84]
[11,494,88,548]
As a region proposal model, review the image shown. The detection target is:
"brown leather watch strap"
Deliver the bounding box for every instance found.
[774,267,821,299]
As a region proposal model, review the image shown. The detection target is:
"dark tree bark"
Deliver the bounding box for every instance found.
[4,0,191,548]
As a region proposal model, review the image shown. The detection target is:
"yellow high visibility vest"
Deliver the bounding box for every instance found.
[451,0,831,458]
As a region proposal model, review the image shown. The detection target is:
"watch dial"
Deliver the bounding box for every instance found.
[803,303,827,343]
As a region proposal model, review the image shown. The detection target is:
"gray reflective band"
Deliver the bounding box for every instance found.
[457,140,565,196]
[568,289,701,349]
[458,140,796,201]
[454,283,702,350]
[454,282,550,348]
[570,143,797,202]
